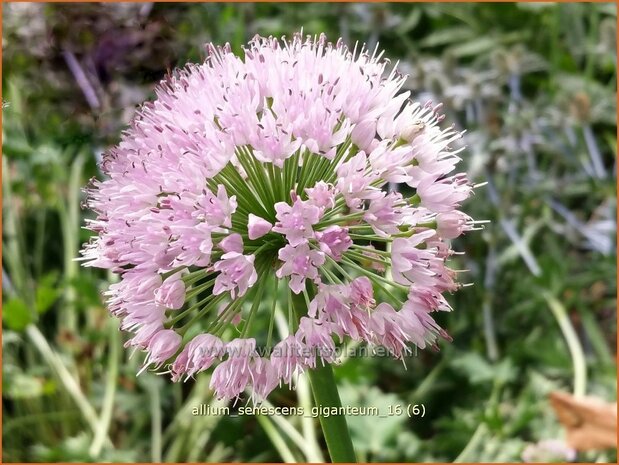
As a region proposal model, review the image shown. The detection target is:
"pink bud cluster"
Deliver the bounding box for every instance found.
[82,33,480,402]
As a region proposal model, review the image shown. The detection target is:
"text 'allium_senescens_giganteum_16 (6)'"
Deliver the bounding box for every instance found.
[80,33,483,404]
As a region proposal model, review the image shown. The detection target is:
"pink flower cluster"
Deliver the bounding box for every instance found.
[82,33,480,402]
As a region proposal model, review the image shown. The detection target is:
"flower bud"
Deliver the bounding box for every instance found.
[247,214,273,240]
[147,329,182,365]
[154,275,186,310]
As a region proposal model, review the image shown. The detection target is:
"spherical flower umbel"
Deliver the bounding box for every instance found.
[81,33,483,402]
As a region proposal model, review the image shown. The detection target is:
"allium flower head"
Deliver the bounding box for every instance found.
[81,33,482,402]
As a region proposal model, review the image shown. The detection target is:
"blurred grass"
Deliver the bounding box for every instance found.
[2,3,617,463]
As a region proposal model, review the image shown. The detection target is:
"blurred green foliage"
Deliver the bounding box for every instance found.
[2,3,617,463]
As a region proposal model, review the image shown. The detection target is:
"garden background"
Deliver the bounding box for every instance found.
[2,2,617,463]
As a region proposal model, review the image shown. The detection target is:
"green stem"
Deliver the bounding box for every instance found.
[454,380,501,463]
[266,276,279,349]
[89,318,120,458]
[25,325,112,447]
[256,415,297,463]
[306,363,357,463]
[542,292,587,397]
[291,289,356,463]
[316,211,364,228]
[150,380,163,463]
[297,373,326,462]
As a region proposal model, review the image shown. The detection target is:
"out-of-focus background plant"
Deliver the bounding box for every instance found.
[2,3,616,463]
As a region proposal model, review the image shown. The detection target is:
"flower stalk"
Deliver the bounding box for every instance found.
[291,288,357,463]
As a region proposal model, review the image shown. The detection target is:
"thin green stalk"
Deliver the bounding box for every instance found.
[285,149,301,193]
[297,373,326,463]
[543,292,587,397]
[25,325,112,446]
[256,415,297,463]
[58,153,86,333]
[454,380,501,462]
[163,377,225,462]
[179,294,227,334]
[250,147,278,205]
[287,283,294,333]
[296,149,312,194]
[210,294,247,336]
[237,146,276,212]
[184,279,216,300]
[258,394,319,461]
[150,380,163,463]
[298,140,346,195]
[307,156,331,187]
[317,203,347,224]
[349,233,393,242]
[89,319,120,458]
[169,293,217,325]
[340,255,408,291]
[162,266,187,280]
[410,359,447,402]
[345,249,391,266]
[319,250,353,281]
[182,268,210,284]
[580,310,613,365]
[210,173,262,217]
[33,208,46,278]
[298,153,323,193]
[266,276,279,349]
[453,423,488,463]
[170,286,224,329]
[2,157,30,301]
[316,211,364,228]
[320,136,353,184]
[320,267,340,285]
[268,162,282,202]
[213,162,271,219]
[291,289,356,463]
[350,244,391,256]
[241,279,266,338]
